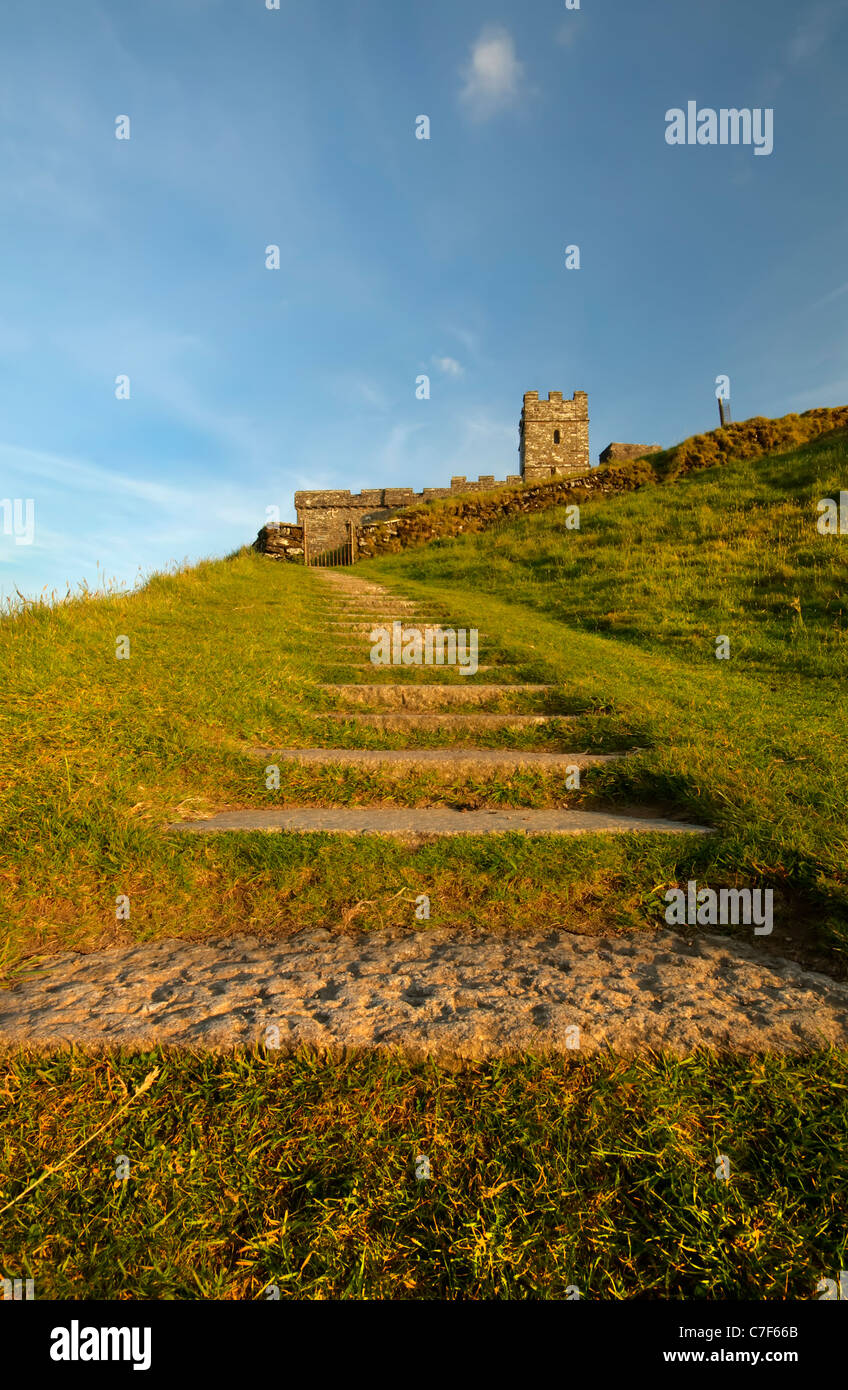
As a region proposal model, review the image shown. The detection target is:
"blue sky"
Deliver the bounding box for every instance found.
[2,0,847,603]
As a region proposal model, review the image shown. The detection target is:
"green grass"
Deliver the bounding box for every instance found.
[364,429,848,675]
[2,425,848,1298]
[0,549,693,971]
[1,1049,846,1299]
[358,429,848,960]
[3,435,847,972]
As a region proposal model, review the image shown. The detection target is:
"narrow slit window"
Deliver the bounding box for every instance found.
[553,429,561,444]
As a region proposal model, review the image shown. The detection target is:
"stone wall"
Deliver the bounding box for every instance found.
[519,390,589,481]
[356,458,656,558]
[295,473,523,555]
[254,522,304,560]
[599,442,662,464]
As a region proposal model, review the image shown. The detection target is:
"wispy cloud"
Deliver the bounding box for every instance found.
[373,421,427,476]
[0,440,261,528]
[330,372,390,411]
[0,439,195,509]
[447,326,480,358]
[809,280,848,310]
[786,378,848,409]
[0,435,268,605]
[786,2,848,63]
[48,319,276,469]
[433,356,463,376]
[441,412,517,479]
[459,27,524,122]
[555,16,584,48]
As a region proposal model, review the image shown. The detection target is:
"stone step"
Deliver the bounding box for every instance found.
[316,574,382,584]
[336,602,420,611]
[319,673,518,684]
[168,806,712,838]
[3,926,842,1053]
[330,633,487,650]
[319,585,399,598]
[251,748,625,774]
[324,622,475,631]
[330,618,448,626]
[322,711,567,731]
[318,683,556,707]
[327,633,468,642]
[341,665,517,676]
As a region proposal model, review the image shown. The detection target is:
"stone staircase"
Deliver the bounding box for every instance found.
[6,569,848,1055]
[168,570,712,840]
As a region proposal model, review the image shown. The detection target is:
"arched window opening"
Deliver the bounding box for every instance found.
[553,429,561,444]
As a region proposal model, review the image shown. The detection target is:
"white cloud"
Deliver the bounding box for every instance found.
[433,356,464,376]
[460,27,524,121]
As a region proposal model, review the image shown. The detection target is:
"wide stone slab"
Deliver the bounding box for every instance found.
[318,685,555,707]
[2,927,844,1055]
[320,587,409,601]
[334,604,421,613]
[323,712,565,730]
[252,748,626,774]
[167,806,711,837]
[331,616,434,624]
[341,665,513,676]
[333,606,431,612]
[326,624,478,635]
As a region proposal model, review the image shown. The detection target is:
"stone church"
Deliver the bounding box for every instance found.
[294,388,592,556]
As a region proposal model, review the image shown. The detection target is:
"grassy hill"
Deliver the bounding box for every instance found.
[3,426,848,973]
[1,422,847,1298]
[374,423,848,676]
[359,425,848,957]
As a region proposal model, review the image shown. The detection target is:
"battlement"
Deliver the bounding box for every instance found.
[519,389,590,480]
[522,389,588,415]
[294,474,520,512]
[295,474,523,556]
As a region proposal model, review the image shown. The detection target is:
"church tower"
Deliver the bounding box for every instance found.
[519,390,589,481]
